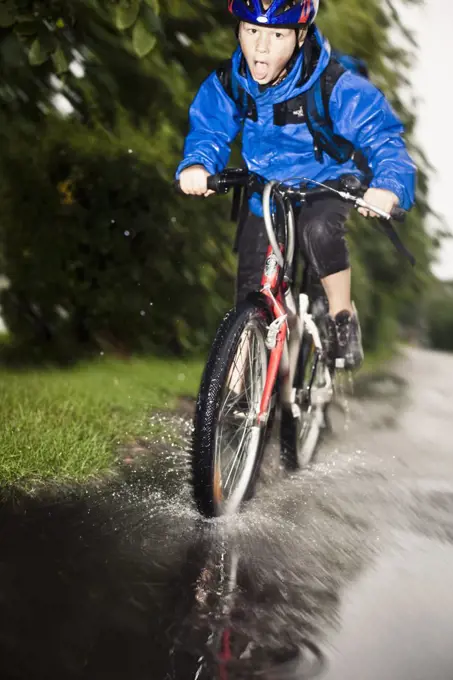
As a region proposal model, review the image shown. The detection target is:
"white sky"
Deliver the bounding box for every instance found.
[396,0,453,280]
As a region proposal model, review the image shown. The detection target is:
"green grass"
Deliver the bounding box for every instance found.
[0,355,203,492]
[0,331,399,494]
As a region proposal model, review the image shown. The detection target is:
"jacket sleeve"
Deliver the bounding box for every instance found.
[175,71,242,179]
[329,72,417,210]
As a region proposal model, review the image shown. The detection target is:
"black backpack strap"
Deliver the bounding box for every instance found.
[301,57,373,183]
[216,60,257,122]
[216,59,235,102]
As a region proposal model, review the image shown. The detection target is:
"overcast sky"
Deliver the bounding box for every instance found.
[396,0,453,280]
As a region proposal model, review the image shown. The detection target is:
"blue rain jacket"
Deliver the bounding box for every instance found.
[176,27,416,216]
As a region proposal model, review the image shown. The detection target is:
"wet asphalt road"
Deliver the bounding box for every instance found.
[1,346,453,680]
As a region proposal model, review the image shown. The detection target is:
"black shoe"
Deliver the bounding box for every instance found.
[329,303,364,371]
[309,296,336,370]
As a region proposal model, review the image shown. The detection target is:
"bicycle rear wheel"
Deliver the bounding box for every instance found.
[281,300,333,471]
[192,300,273,518]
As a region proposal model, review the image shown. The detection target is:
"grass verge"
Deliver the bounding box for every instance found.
[0,332,400,494]
[0,355,203,492]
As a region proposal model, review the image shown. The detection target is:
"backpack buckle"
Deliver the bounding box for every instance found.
[314,144,324,163]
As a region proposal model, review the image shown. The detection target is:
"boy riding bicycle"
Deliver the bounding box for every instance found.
[176,0,416,371]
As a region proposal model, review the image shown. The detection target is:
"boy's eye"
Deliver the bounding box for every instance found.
[248,27,257,34]
[275,32,283,38]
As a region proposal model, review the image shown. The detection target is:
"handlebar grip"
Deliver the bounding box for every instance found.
[173,176,222,195]
[390,207,406,223]
[174,168,249,196]
[207,175,222,192]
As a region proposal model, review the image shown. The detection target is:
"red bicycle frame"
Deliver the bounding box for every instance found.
[256,243,292,425]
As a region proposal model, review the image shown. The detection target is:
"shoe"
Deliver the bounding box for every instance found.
[328,302,364,371]
[309,296,336,369]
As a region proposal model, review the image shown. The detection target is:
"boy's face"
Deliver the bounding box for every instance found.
[239,22,304,85]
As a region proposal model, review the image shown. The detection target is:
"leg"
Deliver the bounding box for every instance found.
[297,197,351,315]
[297,197,363,370]
[321,268,353,317]
[235,212,269,305]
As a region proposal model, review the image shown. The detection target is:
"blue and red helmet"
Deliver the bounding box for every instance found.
[228,0,319,27]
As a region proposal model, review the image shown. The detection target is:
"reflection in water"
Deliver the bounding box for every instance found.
[0,451,375,680]
[186,538,326,679]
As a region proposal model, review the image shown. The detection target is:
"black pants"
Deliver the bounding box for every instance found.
[236,196,351,305]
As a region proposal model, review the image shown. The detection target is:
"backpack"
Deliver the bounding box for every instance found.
[330,50,369,79]
[218,38,415,266]
[217,33,372,180]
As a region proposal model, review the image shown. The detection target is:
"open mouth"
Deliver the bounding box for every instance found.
[254,60,269,80]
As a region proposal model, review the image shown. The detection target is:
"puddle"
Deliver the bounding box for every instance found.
[1,347,453,679]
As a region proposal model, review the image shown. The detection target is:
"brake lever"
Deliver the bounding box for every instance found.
[354,196,393,220]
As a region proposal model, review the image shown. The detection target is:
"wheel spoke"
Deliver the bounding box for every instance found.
[220,388,243,420]
[213,317,267,510]
[223,426,250,493]
[227,430,252,494]
[219,423,248,492]
[220,417,248,463]
[219,334,251,419]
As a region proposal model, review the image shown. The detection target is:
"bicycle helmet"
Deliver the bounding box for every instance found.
[228,0,319,27]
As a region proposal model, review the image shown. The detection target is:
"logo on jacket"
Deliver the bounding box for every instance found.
[293,106,305,118]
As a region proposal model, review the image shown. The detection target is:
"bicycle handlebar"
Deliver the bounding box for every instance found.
[175,169,414,266]
[207,167,250,193]
[175,169,406,223]
[283,185,406,223]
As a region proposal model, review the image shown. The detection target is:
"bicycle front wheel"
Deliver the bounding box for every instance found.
[192,300,272,518]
